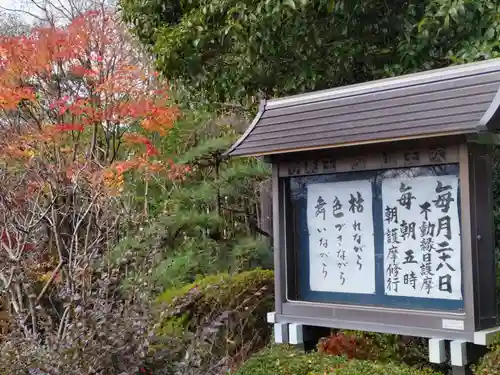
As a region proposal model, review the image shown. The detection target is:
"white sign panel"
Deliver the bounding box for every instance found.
[382,175,462,300]
[307,180,375,294]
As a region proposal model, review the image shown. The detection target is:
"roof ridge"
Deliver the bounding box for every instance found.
[267,58,500,109]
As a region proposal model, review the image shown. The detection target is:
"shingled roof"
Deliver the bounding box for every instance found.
[227,58,500,157]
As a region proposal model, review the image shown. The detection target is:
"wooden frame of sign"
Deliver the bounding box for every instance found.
[267,136,496,341]
[226,59,500,369]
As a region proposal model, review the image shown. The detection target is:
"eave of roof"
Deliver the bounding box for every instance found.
[226,58,500,158]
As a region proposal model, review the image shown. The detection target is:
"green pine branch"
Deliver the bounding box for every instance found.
[176,135,237,165]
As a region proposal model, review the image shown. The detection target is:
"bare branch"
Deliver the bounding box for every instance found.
[0,6,45,23]
[35,261,64,306]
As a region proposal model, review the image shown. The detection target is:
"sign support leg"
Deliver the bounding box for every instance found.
[451,365,472,375]
[449,341,486,375]
[289,324,331,352]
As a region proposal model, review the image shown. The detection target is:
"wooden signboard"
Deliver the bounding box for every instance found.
[226,59,500,372]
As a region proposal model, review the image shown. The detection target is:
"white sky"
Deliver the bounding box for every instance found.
[0,0,115,24]
[0,0,42,23]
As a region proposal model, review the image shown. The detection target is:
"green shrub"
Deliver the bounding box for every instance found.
[473,333,500,374]
[152,237,223,289]
[235,344,443,375]
[228,236,273,272]
[151,269,274,374]
[342,331,429,366]
[157,268,273,305]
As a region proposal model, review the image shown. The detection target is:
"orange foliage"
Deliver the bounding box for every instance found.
[0,8,187,195]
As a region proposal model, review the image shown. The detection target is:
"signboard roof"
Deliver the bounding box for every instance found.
[227,58,500,157]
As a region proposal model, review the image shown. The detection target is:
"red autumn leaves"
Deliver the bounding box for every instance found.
[0,8,188,193]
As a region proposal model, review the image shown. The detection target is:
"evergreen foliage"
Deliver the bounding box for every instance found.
[235,344,443,375]
[112,103,272,293]
[120,0,500,106]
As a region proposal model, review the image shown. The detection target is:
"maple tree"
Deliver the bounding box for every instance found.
[0,8,185,182]
[0,6,187,358]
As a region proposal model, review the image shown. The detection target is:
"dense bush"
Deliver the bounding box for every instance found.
[146,269,274,374]
[473,334,500,374]
[318,331,428,367]
[0,289,155,374]
[235,344,443,375]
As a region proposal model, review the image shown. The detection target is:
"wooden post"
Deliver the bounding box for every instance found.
[259,179,273,237]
